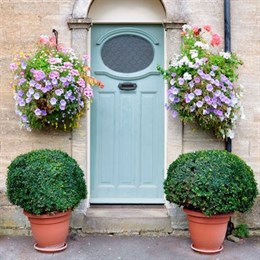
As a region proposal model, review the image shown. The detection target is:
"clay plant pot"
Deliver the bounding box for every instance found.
[183,208,233,254]
[24,210,71,253]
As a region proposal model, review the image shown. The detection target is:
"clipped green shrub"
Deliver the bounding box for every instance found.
[7,149,87,215]
[164,150,258,216]
[233,224,249,238]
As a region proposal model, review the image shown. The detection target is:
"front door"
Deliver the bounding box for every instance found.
[90,25,164,203]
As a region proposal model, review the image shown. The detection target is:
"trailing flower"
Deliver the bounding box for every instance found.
[158,24,243,139]
[10,35,103,131]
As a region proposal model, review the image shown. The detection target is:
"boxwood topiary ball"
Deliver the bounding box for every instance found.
[6,149,87,215]
[164,150,258,216]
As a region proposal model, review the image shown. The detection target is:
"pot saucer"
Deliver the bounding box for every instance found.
[191,244,223,254]
[34,242,67,253]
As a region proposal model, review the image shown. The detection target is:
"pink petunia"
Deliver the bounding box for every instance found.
[57,44,65,51]
[39,35,49,45]
[49,36,57,47]
[192,26,201,36]
[203,25,211,32]
[211,33,221,46]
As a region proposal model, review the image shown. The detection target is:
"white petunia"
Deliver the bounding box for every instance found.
[182,24,192,32]
[226,129,235,139]
[190,49,198,59]
[183,72,192,80]
[219,52,231,59]
[170,79,175,86]
[194,41,209,50]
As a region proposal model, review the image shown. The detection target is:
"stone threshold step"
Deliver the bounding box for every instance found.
[82,206,172,234]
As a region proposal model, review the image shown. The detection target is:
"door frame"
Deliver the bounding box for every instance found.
[89,24,166,204]
[87,24,170,206]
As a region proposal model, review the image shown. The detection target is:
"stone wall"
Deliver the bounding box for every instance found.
[0,0,76,235]
[0,0,259,235]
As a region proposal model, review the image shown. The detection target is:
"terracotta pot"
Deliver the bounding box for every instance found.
[24,210,71,253]
[183,208,233,254]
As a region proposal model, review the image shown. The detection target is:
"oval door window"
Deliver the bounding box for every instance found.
[101,34,154,73]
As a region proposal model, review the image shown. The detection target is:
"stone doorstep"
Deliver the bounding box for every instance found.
[82,206,172,235]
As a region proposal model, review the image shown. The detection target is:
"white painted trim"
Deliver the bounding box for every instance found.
[91,20,165,24]
[86,30,92,208]
[163,28,168,205]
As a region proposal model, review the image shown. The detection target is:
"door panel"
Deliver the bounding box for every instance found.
[90,25,164,203]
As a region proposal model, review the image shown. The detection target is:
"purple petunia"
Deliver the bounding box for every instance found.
[194,77,200,84]
[206,84,213,92]
[17,90,24,97]
[70,69,80,76]
[59,99,67,110]
[25,97,32,103]
[194,89,202,96]
[17,97,25,106]
[190,104,196,112]
[29,80,36,87]
[214,79,220,87]
[33,70,45,81]
[20,60,27,70]
[63,62,73,68]
[185,93,195,103]
[211,65,218,71]
[18,78,26,86]
[34,93,40,100]
[189,81,195,88]
[10,63,18,70]
[205,74,211,81]
[169,87,179,95]
[178,78,185,85]
[51,78,58,85]
[41,110,47,116]
[50,97,57,105]
[55,89,64,96]
[34,108,42,116]
[196,100,204,108]
[21,115,28,122]
[28,88,34,95]
[214,109,223,117]
[49,71,60,79]
[35,83,42,89]
[197,69,204,76]
[214,90,222,97]
[171,110,178,118]
[65,90,73,99]
[204,95,211,104]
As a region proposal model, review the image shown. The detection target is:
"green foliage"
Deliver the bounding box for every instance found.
[157,24,243,139]
[10,35,103,131]
[233,224,249,238]
[164,150,258,216]
[6,149,87,215]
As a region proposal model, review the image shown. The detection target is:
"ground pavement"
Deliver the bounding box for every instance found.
[0,235,260,260]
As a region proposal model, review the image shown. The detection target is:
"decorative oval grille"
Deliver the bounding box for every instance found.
[101,35,154,73]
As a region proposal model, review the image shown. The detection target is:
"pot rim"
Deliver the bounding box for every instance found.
[23,209,71,219]
[183,207,233,218]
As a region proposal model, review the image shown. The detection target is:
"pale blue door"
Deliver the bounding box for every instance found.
[90,25,164,203]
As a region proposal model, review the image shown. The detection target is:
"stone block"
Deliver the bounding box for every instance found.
[232,196,260,229]
[71,210,85,229]
[0,228,31,236]
[83,206,172,234]
[0,206,29,229]
[166,204,187,230]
